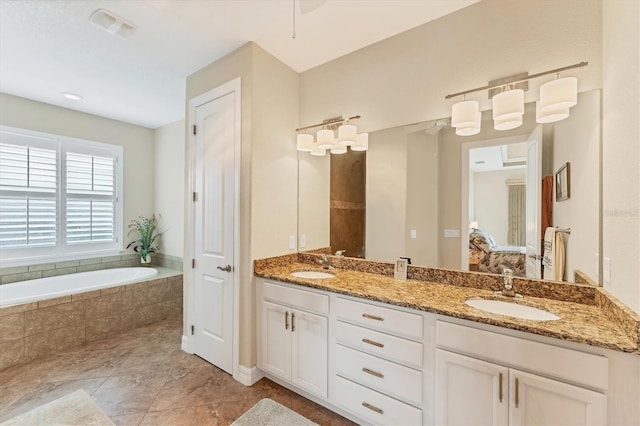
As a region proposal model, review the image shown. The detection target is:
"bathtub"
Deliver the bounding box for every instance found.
[0,267,158,308]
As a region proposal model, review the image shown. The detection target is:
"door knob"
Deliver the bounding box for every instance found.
[217,265,232,272]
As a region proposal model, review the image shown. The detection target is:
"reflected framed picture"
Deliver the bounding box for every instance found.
[555,162,571,201]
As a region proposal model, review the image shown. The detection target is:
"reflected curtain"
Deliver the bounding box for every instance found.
[508,184,526,246]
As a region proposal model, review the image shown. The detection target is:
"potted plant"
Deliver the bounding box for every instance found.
[127,214,162,264]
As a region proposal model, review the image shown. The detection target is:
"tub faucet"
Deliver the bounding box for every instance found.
[318,254,335,270]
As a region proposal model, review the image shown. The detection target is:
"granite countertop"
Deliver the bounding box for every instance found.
[254,256,640,354]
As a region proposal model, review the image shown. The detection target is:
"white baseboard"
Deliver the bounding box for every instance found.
[235,364,264,386]
[181,335,194,354]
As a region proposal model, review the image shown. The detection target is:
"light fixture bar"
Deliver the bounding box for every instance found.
[444,61,588,100]
[295,115,361,132]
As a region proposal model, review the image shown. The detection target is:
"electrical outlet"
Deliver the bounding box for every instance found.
[410,229,417,239]
[603,257,611,286]
[288,235,295,250]
[444,229,460,238]
[300,234,307,248]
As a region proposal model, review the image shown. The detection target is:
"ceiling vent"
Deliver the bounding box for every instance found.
[90,9,136,39]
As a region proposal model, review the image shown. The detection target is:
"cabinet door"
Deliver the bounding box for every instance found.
[509,369,606,426]
[291,309,328,397]
[261,301,292,380]
[436,349,509,426]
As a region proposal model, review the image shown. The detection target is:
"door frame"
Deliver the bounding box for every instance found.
[183,77,241,382]
[460,134,530,270]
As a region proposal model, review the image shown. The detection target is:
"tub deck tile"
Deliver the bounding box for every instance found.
[38,295,72,309]
[0,302,38,318]
[25,301,86,336]
[85,291,134,321]
[72,289,102,302]
[24,324,86,361]
[0,313,24,343]
[0,339,24,370]
[87,311,136,342]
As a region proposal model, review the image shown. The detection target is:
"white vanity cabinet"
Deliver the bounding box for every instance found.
[259,281,329,398]
[333,297,424,425]
[435,322,608,426]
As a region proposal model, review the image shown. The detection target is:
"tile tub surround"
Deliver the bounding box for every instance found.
[254,253,640,353]
[0,269,183,371]
[0,254,183,285]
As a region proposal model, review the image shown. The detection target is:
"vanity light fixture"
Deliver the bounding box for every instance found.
[295,115,367,155]
[445,61,588,135]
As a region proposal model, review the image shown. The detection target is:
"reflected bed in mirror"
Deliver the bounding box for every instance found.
[298,90,601,283]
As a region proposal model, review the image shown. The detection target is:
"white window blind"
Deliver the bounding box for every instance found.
[0,126,123,265]
[65,152,115,243]
[0,143,57,248]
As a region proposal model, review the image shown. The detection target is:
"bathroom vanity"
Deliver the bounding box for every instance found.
[255,254,639,426]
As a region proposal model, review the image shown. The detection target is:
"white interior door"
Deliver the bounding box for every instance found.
[525,126,543,279]
[193,91,236,374]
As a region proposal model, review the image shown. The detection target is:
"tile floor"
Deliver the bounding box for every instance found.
[0,319,354,425]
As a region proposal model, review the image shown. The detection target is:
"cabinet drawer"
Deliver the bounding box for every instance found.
[336,297,423,340]
[263,281,329,315]
[335,376,422,426]
[336,321,423,369]
[336,344,422,406]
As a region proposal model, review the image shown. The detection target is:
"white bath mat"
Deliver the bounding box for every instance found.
[231,398,318,426]
[0,389,114,426]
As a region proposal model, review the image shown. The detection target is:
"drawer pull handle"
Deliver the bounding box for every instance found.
[362,338,384,348]
[362,402,384,415]
[362,367,384,379]
[498,372,503,403]
[362,313,384,321]
[285,311,289,330]
[291,312,296,332]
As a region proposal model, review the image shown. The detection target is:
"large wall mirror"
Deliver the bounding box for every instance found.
[298,90,601,283]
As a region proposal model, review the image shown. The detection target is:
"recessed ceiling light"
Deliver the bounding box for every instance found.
[62,93,83,101]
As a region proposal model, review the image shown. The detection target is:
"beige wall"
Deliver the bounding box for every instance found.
[185,42,299,368]
[154,119,185,258]
[405,132,438,267]
[553,90,601,281]
[602,0,640,312]
[0,93,155,251]
[299,0,602,134]
[366,126,407,262]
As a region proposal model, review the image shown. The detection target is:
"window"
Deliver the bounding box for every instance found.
[0,126,123,265]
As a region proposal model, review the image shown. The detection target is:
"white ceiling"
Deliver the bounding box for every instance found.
[0,0,477,129]
[469,143,527,173]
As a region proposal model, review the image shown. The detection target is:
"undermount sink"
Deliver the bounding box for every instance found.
[465,298,560,321]
[290,271,336,279]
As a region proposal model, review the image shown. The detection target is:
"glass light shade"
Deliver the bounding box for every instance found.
[316,129,334,149]
[338,124,357,146]
[536,101,570,124]
[451,100,480,128]
[330,145,347,154]
[539,77,577,112]
[296,133,313,152]
[492,89,525,120]
[310,143,327,156]
[351,133,368,151]
[455,112,481,136]
[494,115,523,131]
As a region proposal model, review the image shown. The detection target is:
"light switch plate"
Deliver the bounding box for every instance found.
[300,234,307,248]
[288,235,295,250]
[603,257,611,286]
[410,229,417,239]
[444,229,460,238]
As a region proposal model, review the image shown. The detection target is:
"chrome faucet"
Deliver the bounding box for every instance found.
[318,254,335,270]
[334,250,346,257]
[495,267,520,297]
